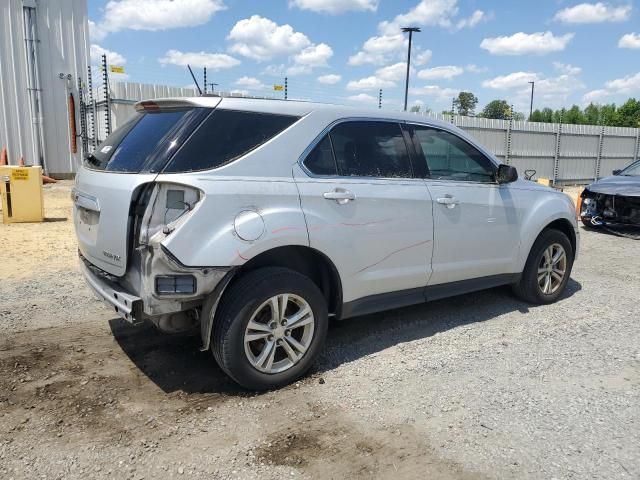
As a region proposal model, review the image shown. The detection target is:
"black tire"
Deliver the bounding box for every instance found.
[512,229,574,304]
[211,267,328,390]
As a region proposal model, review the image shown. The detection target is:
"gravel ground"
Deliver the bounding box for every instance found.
[0,183,638,479]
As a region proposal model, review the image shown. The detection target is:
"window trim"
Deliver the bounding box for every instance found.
[405,122,500,185]
[299,117,417,181]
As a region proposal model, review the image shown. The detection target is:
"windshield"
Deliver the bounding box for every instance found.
[620,161,640,176]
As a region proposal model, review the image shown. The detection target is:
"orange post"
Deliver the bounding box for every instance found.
[0,147,7,166]
[19,156,25,166]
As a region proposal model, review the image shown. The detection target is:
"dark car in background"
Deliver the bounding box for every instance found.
[580,160,640,228]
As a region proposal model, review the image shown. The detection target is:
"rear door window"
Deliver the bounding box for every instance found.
[163,110,299,173]
[328,121,412,178]
[85,110,192,172]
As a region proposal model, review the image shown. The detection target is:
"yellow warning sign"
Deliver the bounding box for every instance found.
[11,168,30,181]
[110,65,125,74]
[273,84,284,91]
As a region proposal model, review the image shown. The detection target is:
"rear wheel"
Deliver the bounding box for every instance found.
[512,229,574,304]
[211,267,328,390]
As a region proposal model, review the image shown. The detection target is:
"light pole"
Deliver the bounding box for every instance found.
[402,27,420,112]
[528,81,535,119]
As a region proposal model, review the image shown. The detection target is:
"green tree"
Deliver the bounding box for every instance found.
[410,105,422,113]
[540,108,554,123]
[480,99,511,119]
[453,91,479,116]
[583,103,600,124]
[599,104,617,126]
[529,109,544,122]
[614,98,640,127]
[564,105,586,124]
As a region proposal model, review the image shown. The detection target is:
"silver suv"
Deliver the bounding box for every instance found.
[73,97,579,390]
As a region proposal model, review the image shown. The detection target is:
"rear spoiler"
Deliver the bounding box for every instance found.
[134,97,222,113]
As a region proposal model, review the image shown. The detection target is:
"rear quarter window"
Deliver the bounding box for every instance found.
[162,109,300,173]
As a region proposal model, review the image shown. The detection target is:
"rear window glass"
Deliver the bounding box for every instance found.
[163,109,299,173]
[85,110,191,172]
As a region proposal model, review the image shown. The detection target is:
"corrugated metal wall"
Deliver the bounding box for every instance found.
[0,0,89,177]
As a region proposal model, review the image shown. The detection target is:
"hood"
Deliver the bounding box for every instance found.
[585,175,640,197]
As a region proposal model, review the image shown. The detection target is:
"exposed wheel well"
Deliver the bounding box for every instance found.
[542,218,576,255]
[237,246,343,317]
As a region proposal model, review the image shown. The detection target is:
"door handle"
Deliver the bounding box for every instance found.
[436,195,460,209]
[323,189,356,204]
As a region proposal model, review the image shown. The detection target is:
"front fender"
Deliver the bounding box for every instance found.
[516,191,578,270]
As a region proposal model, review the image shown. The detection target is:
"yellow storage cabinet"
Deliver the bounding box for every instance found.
[0,166,44,223]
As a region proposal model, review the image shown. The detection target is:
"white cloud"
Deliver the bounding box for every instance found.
[376,62,409,82]
[289,0,378,14]
[348,33,407,66]
[553,62,582,75]
[414,49,433,66]
[89,0,225,41]
[554,2,631,24]
[292,43,333,67]
[159,50,240,69]
[90,44,126,65]
[466,64,488,73]
[619,32,640,49]
[228,15,311,61]
[378,0,487,35]
[605,72,640,93]
[235,76,266,90]
[484,68,585,109]
[455,10,488,29]
[480,31,574,55]
[482,71,538,89]
[347,93,378,103]
[582,89,610,103]
[417,65,464,80]
[582,72,640,103]
[409,85,458,101]
[318,74,342,84]
[347,76,395,91]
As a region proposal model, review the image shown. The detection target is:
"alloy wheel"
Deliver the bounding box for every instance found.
[243,294,315,374]
[537,243,567,295]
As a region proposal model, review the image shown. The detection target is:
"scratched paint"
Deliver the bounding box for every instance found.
[355,240,432,275]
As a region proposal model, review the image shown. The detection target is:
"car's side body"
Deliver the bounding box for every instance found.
[73,96,579,352]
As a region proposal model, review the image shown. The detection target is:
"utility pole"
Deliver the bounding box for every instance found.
[203,67,207,94]
[378,89,382,109]
[101,54,111,137]
[208,82,218,94]
[284,77,288,100]
[528,81,535,120]
[402,27,420,112]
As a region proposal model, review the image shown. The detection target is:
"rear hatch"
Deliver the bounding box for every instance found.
[73,98,219,276]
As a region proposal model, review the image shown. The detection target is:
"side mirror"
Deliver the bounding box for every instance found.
[612,169,621,175]
[497,164,518,184]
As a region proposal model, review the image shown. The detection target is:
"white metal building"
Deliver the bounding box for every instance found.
[0,0,89,177]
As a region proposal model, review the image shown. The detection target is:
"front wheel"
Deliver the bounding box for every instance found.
[211,267,328,390]
[512,229,574,304]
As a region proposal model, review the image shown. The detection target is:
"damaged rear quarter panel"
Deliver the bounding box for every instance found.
[155,174,310,268]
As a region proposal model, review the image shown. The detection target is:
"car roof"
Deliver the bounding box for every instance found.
[146,96,454,130]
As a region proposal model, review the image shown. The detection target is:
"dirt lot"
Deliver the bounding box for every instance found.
[1,182,638,479]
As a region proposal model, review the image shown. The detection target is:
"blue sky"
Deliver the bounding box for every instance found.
[88,0,640,113]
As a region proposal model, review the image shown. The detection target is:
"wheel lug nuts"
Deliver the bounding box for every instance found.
[281,320,287,326]
[269,322,277,330]
[285,330,291,336]
[268,335,274,341]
